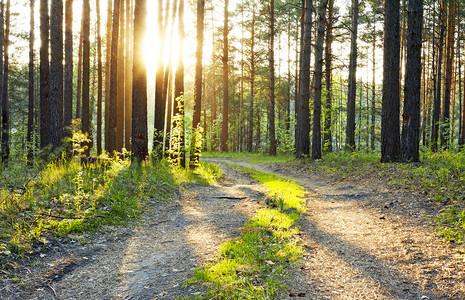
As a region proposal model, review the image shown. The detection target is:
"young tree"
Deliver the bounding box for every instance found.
[27,0,35,162]
[191,0,205,167]
[50,0,64,148]
[401,0,423,162]
[221,0,229,152]
[131,0,148,162]
[381,0,401,162]
[296,0,312,158]
[312,0,328,160]
[345,0,359,151]
[1,0,9,162]
[40,0,50,148]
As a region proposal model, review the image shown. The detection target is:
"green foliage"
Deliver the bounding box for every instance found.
[188,165,305,299]
[203,151,294,163]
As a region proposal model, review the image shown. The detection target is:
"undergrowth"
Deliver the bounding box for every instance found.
[202,151,294,163]
[0,153,221,261]
[314,149,465,244]
[186,165,305,299]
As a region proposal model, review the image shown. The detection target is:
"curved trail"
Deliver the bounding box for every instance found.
[206,157,465,299]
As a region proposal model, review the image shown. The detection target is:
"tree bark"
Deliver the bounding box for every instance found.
[124,0,132,150]
[401,0,422,162]
[248,10,255,153]
[50,0,64,148]
[116,0,125,151]
[108,0,120,153]
[296,0,312,158]
[27,0,35,163]
[268,0,276,156]
[381,0,401,162]
[345,0,359,151]
[64,0,73,135]
[312,0,327,160]
[40,0,50,148]
[191,0,204,167]
[131,0,148,162]
[97,0,103,155]
[323,0,333,153]
[1,0,9,162]
[105,0,112,150]
[221,0,229,152]
[75,12,83,120]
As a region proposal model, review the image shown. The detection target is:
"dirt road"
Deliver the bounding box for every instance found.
[2,157,465,299]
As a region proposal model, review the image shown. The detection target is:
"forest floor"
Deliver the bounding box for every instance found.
[1,157,465,299]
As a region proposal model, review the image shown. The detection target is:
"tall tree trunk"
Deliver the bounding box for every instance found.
[221,0,229,152]
[116,0,125,151]
[1,0,9,162]
[401,0,423,162]
[76,13,83,120]
[82,0,91,156]
[323,0,333,153]
[440,0,455,149]
[131,0,148,162]
[371,31,376,150]
[64,0,73,136]
[381,0,401,162]
[153,0,166,157]
[312,0,327,160]
[97,0,103,155]
[173,0,185,167]
[345,0,359,151]
[191,0,204,167]
[108,0,120,153]
[124,0,132,149]
[50,0,63,148]
[247,9,255,153]
[296,0,312,158]
[40,0,50,148]
[431,2,445,151]
[268,0,276,156]
[104,0,112,150]
[27,0,35,163]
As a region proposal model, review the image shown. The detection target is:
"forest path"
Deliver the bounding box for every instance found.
[205,157,465,300]
[4,162,265,299]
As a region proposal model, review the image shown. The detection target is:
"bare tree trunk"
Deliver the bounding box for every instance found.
[401,0,423,162]
[40,0,50,148]
[268,0,276,155]
[131,0,148,162]
[82,0,91,156]
[116,0,125,151]
[312,0,327,160]
[108,0,120,153]
[64,0,73,136]
[76,13,83,120]
[248,10,255,153]
[221,0,229,152]
[27,0,35,163]
[323,0,333,153]
[105,0,112,150]
[296,0,312,158]
[381,0,401,162]
[1,0,9,162]
[191,0,204,167]
[345,0,358,150]
[50,0,63,148]
[97,0,103,155]
[124,0,132,149]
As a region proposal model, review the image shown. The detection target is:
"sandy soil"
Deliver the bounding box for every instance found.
[2,157,465,299]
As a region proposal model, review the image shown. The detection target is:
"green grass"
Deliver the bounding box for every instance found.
[0,155,221,261]
[187,165,305,299]
[313,149,465,244]
[202,151,294,163]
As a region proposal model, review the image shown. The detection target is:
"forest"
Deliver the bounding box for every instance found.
[1,0,465,299]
